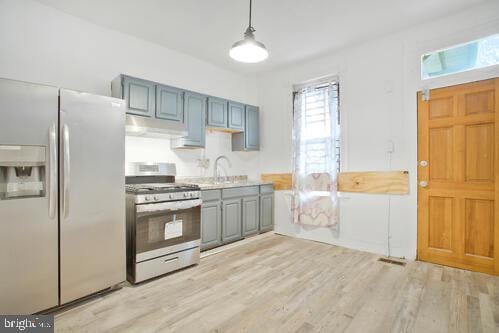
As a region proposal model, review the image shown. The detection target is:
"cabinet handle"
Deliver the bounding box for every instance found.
[419,181,428,188]
[164,257,179,264]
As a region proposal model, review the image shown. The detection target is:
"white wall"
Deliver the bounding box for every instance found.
[258,1,499,259]
[0,0,259,178]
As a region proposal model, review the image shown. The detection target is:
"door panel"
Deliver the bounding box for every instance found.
[201,201,222,250]
[418,78,499,275]
[123,76,155,117]
[228,102,245,131]
[242,196,259,236]
[0,78,59,314]
[427,196,453,251]
[207,97,228,128]
[464,198,494,258]
[429,127,454,181]
[465,123,494,182]
[260,194,274,232]
[59,90,126,304]
[156,85,183,122]
[429,97,454,119]
[464,89,494,115]
[222,199,242,243]
[183,93,206,147]
[245,106,260,150]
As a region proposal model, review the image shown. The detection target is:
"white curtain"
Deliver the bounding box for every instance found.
[292,82,339,227]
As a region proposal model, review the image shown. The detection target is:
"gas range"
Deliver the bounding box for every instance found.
[125,162,201,284]
[125,183,200,204]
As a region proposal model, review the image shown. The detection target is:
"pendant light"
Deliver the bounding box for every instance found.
[229,0,269,63]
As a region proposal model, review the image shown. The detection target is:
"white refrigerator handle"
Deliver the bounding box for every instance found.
[62,124,70,219]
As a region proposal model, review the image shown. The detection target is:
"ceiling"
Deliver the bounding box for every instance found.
[35,0,491,75]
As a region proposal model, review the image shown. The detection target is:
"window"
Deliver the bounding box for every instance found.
[422,34,499,80]
[293,79,340,174]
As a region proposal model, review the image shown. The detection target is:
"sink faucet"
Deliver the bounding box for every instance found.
[213,155,232,182]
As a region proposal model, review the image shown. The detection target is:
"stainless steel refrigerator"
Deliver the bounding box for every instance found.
[0,78,126,314]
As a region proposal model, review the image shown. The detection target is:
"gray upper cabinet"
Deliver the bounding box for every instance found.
[243,196,259,237]
[156,85,183,122]
[232,105,260,151]
[245,105,260,150]
[222,199,242,243]
[228,102,245,131]
[122,76,155,117]
[201,200,222,250]
[207,97,228,128]
[171,92,206,148]
[260,194,274,233]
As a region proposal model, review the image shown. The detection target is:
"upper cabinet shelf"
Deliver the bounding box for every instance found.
[112,74,259,151]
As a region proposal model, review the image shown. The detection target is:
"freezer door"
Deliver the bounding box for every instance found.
[59,89,126,304]
[0,78,59,314]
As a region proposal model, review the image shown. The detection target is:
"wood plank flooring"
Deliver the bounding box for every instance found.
[54,235,499,332]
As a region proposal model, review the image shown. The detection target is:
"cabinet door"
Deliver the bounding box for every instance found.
[201,201,222,250]
[260,194,274,232]
[243,196,259,237]
[183,92,206,147]
[222,199,242,243]
[123,76,155,117]
[207,97,228,128]
[245,105,260,150]
[156,85,183,122]
[228,102,245,131]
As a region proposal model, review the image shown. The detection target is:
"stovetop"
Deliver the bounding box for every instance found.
[126,183,200,194]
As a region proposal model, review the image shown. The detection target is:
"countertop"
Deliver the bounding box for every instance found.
[187,181,274,190]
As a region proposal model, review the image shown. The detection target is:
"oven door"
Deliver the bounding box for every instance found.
[135,198,201,262]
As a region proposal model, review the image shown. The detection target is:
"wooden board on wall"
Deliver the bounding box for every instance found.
[338,171,409,194]
[261,173,293,190]
[261,171,409,194]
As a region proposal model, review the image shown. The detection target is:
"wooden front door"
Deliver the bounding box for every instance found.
[417,78,499,275]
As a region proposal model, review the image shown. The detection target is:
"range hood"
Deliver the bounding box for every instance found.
[125,114,188,138]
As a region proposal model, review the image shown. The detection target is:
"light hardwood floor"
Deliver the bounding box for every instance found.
[55,234,499,332]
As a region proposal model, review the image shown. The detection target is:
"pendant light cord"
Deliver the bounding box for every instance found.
[249,0,253,29]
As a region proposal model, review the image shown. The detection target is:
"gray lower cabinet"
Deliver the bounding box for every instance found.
[228,101,245,131]
[156,84,183,122]
[260,194,274,232]
[120,76,156,117]
[222,199,242,243]
[242,196,259,236]
[201,201,222,250]
[201,185,273,251]
[171,92,206,148]
[207,97,228,128]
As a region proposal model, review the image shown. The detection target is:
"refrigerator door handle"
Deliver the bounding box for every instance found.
[62,124,70,219]
[48,123,57,219]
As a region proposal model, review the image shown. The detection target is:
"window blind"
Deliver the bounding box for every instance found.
[293,81,340,173]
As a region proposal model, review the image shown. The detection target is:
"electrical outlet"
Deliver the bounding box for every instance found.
[197,158,210,169]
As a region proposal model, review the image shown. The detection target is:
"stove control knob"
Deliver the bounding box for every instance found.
[144,196,151,202]
[190,192,195,197]
[169,194,173,199]
[154,195,159,201]
[183,193,188,198]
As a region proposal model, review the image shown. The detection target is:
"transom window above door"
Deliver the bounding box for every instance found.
[422,34,499,80]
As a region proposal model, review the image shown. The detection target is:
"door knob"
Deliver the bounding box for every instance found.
[419,181,428,188]
[419,160,428,167]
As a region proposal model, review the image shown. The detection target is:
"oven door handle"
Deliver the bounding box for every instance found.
[136,198,202,214]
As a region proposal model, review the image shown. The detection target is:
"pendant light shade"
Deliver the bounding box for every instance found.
[230,0,268,63]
